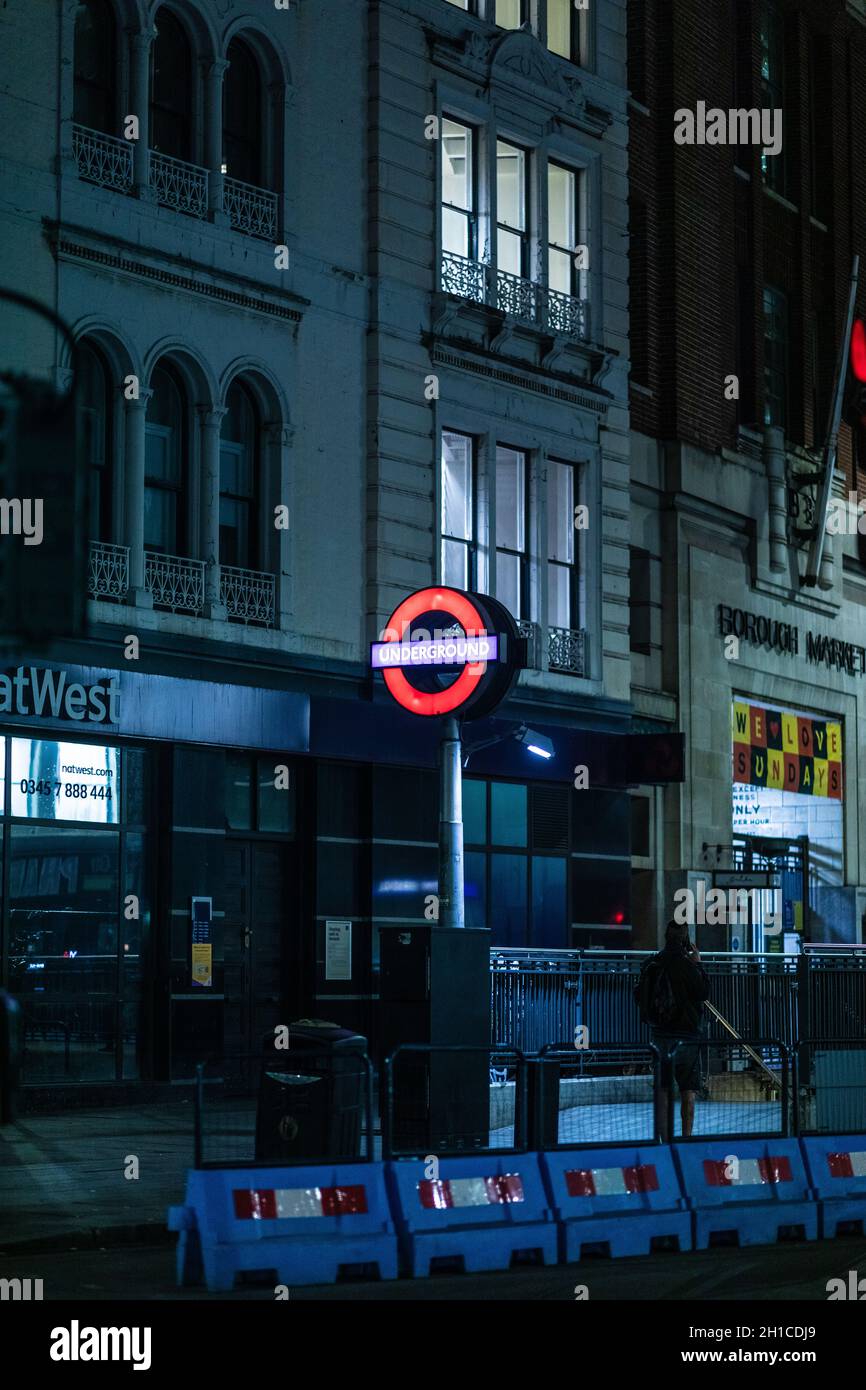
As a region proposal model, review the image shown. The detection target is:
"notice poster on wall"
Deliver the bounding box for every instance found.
[325,920,352,981]
[732,701,843,800]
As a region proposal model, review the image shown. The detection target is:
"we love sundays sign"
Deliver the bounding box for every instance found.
[732,701,843,800]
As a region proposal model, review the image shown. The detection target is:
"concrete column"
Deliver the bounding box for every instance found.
[763,425,788,573]
[204,59,229,223]
[124,392,154,607]
[264,422,293,631]
[128,27,156,198]
[198,407,227,619]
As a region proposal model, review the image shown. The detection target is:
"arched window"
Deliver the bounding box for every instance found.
[150,8,193,160]
[223,39,263,187]
[219,382,259,569]
[78,342,113,542]
[74,0,117,133]
[144,364,186,554]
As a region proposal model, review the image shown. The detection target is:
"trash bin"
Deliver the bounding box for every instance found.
[254,1019,367,1162]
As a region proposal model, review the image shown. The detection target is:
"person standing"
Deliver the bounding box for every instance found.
[635,919,710,1141]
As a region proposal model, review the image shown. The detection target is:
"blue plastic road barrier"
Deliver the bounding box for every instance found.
[168,1163,398,1291]
[800,1136,866,1238]
[674,1139,817,1249]
[540,1146,691,1260]
[386,1154,557,1276]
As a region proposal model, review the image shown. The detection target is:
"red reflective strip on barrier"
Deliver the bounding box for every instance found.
[703,1161,732,1187]
[419,1180,453,1209]
[233,1189,278,1220]
[320,1185,368,1217]
[757,1157,792,1184]
[623,1165,659,1194]
[827,1153,855,1179]
[565,1169,596,1198]
[492,1174,525,1204]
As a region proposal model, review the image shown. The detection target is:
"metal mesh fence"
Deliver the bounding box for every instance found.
[666,1038,788,1141]
[533,1045,658,1148]
[796,1039,866,1135]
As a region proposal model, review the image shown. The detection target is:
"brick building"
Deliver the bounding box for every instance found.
[627,0,866,949]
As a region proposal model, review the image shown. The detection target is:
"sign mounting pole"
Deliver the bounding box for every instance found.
[438,715,464,929]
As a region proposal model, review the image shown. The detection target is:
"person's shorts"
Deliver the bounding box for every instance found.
[654,1034,702,1094]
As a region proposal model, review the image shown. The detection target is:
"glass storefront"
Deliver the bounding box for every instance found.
[1,733,151,1084]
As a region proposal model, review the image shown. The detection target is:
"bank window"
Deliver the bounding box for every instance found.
[548,162,580,298]
[547,459,579,632]
[11,739,120,824]
[496,445,527,621]
[441,431,476,588]
[763,285,789,428]
[496,141,529,278]
[225,751,294,834]
[441,118,476,260]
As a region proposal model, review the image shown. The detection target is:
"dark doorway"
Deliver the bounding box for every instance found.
[222,840,289,1059]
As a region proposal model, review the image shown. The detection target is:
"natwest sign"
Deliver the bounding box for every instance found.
[372,587,523,719]
[0,667,119,724]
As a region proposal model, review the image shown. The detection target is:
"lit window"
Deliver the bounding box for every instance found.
[441,432,475,588]
[547,460,577,630]
[496,141,528,277]
[548,0,578,62]
[496,0,526,29]
[495,446,527,620]
[548,162,577,295]
[441,118,475,258]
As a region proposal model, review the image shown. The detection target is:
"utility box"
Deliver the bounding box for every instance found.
[254,1021,367,1163]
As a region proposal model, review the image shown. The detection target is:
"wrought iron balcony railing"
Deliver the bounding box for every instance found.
[88,541,129,601]
[440,251,487,304]
[223,176,278,241]
[148,150,209,218]
[548,625,587,676]
[144,551,205,615]
[547,286,590,340]
[71,128,279,237]
[496,268,544,325]
[72,125,133,192]
[516,618,540,669]
[220,564,276,625]
[440,252,589,341]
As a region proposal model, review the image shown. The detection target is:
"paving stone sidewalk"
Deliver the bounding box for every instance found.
[0,1102,196,1251]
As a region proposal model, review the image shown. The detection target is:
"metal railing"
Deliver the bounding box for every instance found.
[440,252,590,341]
[72,125,133,192]
[88,540,129,600]
[220,563,276,625]
[548,625,587,675]
[490,948,866,1054]
[149,150,209,217]
[144,550,205,615]
[223,176,278,240]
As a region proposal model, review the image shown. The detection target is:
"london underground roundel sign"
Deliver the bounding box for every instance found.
[371,587,524,719]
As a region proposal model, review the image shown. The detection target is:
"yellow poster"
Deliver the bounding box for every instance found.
[191,943,212,988]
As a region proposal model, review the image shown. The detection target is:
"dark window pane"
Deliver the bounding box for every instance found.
[124,747,150,825]
[150,7,192,160]
[463,779,487,844]
[257,756,294,834]
[225,752,253,830]
[490,782,527,846]
[631,796,651,858]
[9,825,119,997]
[465,850,487,929]
[531,856,566,947]
[74,0,116,132]
[490,853,527,945]
[223,38,262,186]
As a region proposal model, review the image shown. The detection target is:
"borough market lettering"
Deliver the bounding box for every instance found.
[718,605,866,677]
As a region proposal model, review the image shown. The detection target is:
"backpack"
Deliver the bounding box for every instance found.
[634,953,680,1029]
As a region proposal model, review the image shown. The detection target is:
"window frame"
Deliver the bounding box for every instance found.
[495,443,529,622]
[496,138,531,280]
[546,457,580,634]
[78,340,114,545]
[73,0,118,135]
[440,116,479,262]
[219,381,260,572]
[223,36,263,188]
[144,362,188,557]
[440,429,478,590]
[149,6,194,162]
[546,0,581,65]
[547,160,580,299]
[763,284,789,430]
